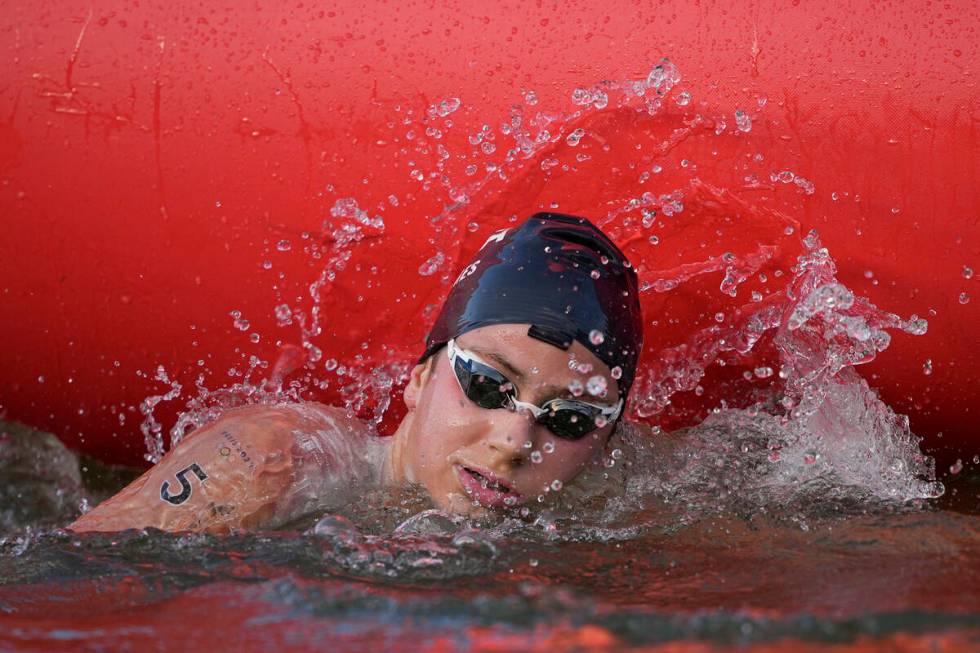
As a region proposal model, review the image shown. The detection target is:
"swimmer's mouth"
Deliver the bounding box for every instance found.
[455,464,522,508]
[463,467,513,493]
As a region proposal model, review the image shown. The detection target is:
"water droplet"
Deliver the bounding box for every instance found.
[567,379,584,397]
[467,221,479,232]
[571,87,593,106]
[675,91,691,106]
[959,292,970,305]
[922,359,933,376]
[591,90,608,109]
[586,375,607,396]
[754,366,774,379]
[610,366,622,380]
[530,451,543,464]
[646,58,681,93]
[230,310,250,331]
[418,252,445,276]
[275,304,293,325]
[611,448,623,460]
[904,317,928,336]
[249,333,260,344]
[550,479,563,491]
[276,239,291,252]
[543,442,555,454]
[714,312,725,322]
[523,90,538,105]
[963,266,974,280]
[37,375,45,383]
[529,558,539,567]
[950,459,963,474]
[589,329,605,345]
[433,97,460,117]
[651,164,663,174]
[734,109,752,132]
[590,269,601,279]
[324,359,338,371]
[751,291,763,302]
[565,128,585,146]
[215,200,222,208]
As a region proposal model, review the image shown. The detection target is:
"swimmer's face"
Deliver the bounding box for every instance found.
[398,323,620,517]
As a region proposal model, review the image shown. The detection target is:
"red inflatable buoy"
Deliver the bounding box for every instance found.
[0,2,976,468]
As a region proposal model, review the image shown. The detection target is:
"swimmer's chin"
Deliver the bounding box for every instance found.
[434,489,531,521]
[435,490,497,519]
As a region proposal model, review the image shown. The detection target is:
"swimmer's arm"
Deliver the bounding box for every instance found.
[69,405,336,534]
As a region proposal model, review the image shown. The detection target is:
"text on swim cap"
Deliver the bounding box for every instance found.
[454,259,481,286]
[481,228,510,249]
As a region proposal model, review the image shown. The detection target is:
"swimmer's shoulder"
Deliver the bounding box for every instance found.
[197,401,370,443]
[284,401,373,439]
[69,401,379,534]
[284,401,389,491]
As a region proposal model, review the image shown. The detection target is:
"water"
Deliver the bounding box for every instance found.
[1,422,979,651]
[3,59,978,651]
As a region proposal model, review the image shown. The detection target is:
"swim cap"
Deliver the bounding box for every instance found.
[420,213,643,398]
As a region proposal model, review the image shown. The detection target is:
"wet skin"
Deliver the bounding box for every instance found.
[70,323,620,532]
[383,323,620,517]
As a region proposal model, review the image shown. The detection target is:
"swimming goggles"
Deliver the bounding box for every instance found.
[446,338,623,440]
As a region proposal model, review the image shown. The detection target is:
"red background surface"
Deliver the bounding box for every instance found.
[0,1,977,467]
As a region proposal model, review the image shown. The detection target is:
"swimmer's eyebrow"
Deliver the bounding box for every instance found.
[467,346,579,400]
[468,346,526,381]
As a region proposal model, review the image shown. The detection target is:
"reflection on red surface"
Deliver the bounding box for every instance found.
[1,576,978,653]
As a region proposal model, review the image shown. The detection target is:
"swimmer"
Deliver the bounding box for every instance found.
[70,213,642,533]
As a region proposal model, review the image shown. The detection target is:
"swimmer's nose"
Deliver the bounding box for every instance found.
[486,407,536,465]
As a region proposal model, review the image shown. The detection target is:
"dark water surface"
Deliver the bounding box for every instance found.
[2,507,979,652]
[2,421,979,652]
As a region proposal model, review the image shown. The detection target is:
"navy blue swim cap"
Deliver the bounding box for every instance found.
[421,213,643,398]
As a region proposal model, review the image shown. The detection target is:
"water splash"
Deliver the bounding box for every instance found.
[130,57,940,519]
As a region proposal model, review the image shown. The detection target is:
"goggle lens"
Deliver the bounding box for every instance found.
[537,406,597,440]
[451,346,611,440]
[453,357,512,410]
